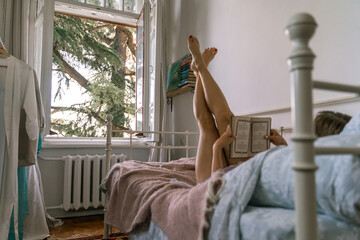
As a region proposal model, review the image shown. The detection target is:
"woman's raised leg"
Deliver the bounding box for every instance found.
[188,35,235,162]
[193,48,227,183]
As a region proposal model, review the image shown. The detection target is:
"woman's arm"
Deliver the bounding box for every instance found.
[212,125,236,173]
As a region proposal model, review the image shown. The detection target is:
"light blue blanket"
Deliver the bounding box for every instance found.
[209,148,277,240]
[209,133,360,239]
[241,206,360,240]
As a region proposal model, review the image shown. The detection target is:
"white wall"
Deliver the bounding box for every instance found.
[165,0,360,149]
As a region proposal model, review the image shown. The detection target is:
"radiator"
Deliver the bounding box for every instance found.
[63,154,127,211]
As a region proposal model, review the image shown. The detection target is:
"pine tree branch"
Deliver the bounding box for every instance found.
[51,106,129,130]
[51,105,105,124]
[53,49,90,89]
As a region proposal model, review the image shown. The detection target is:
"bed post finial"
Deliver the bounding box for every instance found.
[106,114,114,122]
[285,13,317,71]
[286,13,318,240]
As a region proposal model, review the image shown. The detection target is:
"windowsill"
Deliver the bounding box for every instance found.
[42,136,153,149]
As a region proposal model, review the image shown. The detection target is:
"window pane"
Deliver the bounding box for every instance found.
[147,4,156,131]
[34,17,44,82]
[106,0,123,10]
[136,110,143,131]
[135,9,144,131]
[51,13,136,137]
[136,12,143,43]
[149,34,156,131]
[72,0,84,3]
[125,0,144,13]
[86,0,104,6]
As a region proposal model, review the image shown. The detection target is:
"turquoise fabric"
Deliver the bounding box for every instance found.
[8,167,29,240]
[8,134,42,240]
[37,134,42,154]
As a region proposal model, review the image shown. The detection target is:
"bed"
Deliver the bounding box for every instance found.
[101,13,360,240]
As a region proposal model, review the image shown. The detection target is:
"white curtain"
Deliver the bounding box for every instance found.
[3,0,31,62]
[148,0,169,162]
[2,1,50,239]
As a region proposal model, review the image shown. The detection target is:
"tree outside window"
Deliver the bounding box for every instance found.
[52,13,136,137]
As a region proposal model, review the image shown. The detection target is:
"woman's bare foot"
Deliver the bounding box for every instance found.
[202,47,218,67]
[193,48,217,78]
[187,35,206,72]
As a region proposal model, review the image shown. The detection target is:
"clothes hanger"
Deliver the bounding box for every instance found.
[0,38,9,67]
[0,37,10,58]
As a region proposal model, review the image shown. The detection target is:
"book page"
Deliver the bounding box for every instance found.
[229,116,251,158]
[251,118,271,153]
[233,118,251,154]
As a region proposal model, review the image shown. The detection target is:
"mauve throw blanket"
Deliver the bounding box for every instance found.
[102,157,225,240]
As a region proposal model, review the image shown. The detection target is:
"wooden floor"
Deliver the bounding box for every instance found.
[48,215,118,239]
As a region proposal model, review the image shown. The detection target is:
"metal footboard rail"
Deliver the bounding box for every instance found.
[313,80,360,94]
[286,13,360,240]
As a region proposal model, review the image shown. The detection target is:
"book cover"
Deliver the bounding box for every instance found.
[177,80,196,88]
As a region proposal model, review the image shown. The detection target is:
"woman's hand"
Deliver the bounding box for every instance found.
[214,125,237,150]
[265,129,288,146]
[212,125,236,170]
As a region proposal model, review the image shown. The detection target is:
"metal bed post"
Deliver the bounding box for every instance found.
[286,13,318,240]
[129,130,133,160]
[185,131,189,158]
[167,145,171,161]
[104,114,113,239]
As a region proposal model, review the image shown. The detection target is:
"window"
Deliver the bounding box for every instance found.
[51,13,136,137]
[34,0,160,140]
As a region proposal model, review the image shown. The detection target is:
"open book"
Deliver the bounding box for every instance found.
[229,116,271,158]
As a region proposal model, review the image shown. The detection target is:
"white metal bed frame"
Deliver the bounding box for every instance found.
[286,13,360,240]
[102,13,360,240]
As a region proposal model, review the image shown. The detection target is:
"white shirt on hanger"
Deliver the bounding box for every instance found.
[0,55,45,240]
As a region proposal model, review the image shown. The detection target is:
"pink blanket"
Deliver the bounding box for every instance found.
[103,157,224,240]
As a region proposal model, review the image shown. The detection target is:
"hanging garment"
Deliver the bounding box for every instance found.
[0,89,5,200]
[0,56,45,240]
[22,162,49,240]
[8,167,29,240]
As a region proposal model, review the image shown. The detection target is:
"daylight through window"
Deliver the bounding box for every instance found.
[51,13,137,137]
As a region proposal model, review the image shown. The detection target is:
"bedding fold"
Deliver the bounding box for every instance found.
[102,157,224,240]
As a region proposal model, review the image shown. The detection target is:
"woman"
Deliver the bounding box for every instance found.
[187,35,280,183]
[188,35,351,183]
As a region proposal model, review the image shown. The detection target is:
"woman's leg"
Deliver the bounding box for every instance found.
[188,35,234,161]
[193,48,227,183]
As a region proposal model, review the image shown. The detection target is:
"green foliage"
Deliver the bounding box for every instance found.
[52,13,136,137]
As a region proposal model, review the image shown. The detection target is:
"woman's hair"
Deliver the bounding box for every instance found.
[314,111,352,137]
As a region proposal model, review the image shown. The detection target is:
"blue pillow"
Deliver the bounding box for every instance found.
[341,112,360,135]
[250,123,360,225]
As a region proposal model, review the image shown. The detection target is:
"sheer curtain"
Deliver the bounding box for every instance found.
[148,0,169,163]
[3,0,31,62]
[2,0,50,239]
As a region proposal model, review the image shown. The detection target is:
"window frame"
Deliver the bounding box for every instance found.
[35,0,160,146]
